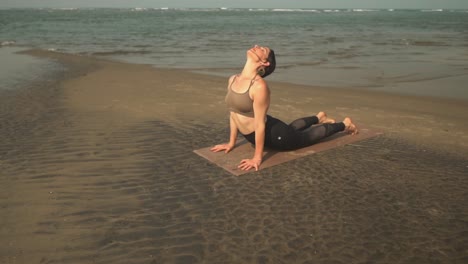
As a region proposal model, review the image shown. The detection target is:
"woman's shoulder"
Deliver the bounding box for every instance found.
[250,78,270,99]
[228,74,238,83]
[226,75,238,90]
[252,77,269,91]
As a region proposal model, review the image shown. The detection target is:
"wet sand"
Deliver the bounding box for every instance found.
[1,49,467,264]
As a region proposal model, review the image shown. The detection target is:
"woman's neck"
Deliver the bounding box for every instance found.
[239,60,259,80]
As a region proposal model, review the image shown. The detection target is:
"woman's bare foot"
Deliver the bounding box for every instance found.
[343,117,358,135]
[317,111,335,124]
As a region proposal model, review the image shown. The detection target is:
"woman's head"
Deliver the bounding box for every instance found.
[262,49,276,78]
[248,45,276,78]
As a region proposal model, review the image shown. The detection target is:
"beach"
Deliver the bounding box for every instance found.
[0,49,467,263]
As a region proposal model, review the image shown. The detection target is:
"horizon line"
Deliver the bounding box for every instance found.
[1,7,467,10]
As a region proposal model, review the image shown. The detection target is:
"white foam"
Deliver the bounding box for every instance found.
[52,8,78,11]
[1,41,16,46]
[272,9,297,12]
[272,9,320,12]
[352,9,379,12]
[422,9,444,12]
[249,9,269,12]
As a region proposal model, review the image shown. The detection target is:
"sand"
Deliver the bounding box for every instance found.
[1,49,467,263]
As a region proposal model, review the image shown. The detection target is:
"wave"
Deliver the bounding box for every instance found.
[352,9,379,12]
[248,8,270,12]
[448,9,468,13]
[421,9,444,12]
[373,39,450,47]
[90,50,152,56]
[1,40,16,46]
[272,9,320,12]
[411,41,450,47]
[131,7,148,11]
[272,9,300,12]
[324,37,344,43]
[279,59,328,69]
[327,50,359,59]
[53,8,78,10]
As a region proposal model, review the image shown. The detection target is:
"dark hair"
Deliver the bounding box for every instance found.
[263,49,276,78]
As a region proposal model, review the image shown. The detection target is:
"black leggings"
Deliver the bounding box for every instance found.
[243,115,345,151]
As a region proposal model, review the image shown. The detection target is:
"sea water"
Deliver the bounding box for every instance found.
[1,8,467,99]
[0,47,61,91]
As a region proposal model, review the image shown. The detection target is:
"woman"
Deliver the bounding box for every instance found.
[211,45,358,172]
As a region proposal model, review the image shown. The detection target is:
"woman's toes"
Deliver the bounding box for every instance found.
[343,117,358,135]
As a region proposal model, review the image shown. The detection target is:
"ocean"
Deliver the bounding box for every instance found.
[1,8,468,99]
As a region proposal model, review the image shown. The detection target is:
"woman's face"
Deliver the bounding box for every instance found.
[248,45,271,63]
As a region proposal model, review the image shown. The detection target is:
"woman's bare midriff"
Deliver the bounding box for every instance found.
[230,112,256,135]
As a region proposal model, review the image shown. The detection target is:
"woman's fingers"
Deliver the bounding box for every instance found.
[210,145,226,152]
[238,159,259,171]
[211,144,235,153]
[211,147,261,171]
[210,146,220,152]
[238,159,249,170]
[224,146,232,153]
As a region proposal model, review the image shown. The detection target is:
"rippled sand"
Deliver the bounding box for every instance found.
[1,50,467,263]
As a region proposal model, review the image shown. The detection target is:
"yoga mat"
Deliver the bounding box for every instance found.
[194,128,383,176]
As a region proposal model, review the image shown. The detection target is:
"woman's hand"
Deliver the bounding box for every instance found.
[238,158,262,172]
[210,143,235,153]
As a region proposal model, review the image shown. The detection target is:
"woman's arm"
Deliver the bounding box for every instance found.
[211,76,238,153]
[228,113,239,147]
[238,80,270,171]
[211,114,238,153]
